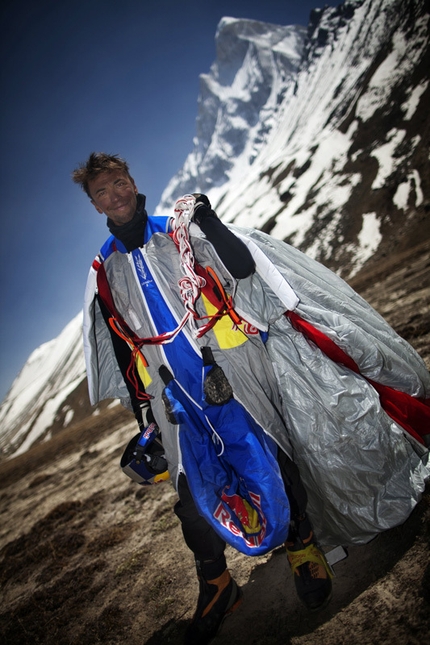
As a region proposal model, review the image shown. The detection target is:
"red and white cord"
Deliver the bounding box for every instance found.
[171,195,207,337]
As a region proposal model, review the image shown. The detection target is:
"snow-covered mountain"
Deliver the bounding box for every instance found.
[1,0,429,458]
[154,18,307,201]
[157,0,429,278]
[0,313,87,458]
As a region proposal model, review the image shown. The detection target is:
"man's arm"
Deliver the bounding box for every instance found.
[192,194,255,279]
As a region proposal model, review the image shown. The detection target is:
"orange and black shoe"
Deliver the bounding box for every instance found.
[184,568,243,645]
[286,514,333,612]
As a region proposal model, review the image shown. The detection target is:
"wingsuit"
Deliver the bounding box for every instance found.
[83,194,430,553]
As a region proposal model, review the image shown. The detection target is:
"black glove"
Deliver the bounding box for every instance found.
[192,193,218,226]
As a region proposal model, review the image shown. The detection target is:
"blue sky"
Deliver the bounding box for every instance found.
[0,0,328,400]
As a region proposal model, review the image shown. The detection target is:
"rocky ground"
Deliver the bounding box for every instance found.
[0,240,429,645]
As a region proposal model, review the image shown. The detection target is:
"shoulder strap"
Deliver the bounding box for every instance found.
[96,262,137,342]
[96,262,151,402]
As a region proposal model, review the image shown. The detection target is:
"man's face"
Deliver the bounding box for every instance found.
[88,170,138,225]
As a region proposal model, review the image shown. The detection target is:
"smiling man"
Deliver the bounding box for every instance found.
[72,152,334,644]
[72,151,430,645]
[89,168,138,225]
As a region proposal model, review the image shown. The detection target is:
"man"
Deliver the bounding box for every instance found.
[73,152,333,644]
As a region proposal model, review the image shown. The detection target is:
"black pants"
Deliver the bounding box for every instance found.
[174,448,308,578]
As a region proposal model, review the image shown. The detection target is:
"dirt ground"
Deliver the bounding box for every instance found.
[0,240,429,645]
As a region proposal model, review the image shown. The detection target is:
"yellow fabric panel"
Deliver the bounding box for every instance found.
[136,353,152,388]
[201,294,248,349]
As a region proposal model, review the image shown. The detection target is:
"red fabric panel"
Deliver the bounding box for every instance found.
[286,311,429,445]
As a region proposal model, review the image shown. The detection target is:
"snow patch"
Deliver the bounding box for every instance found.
[401,81,429,120]
[393,169,424,210]
[348,212,382,278]
[64,408,75,427]
[371,129,406,189]
[13,376,84,457]
[355,25,424,123]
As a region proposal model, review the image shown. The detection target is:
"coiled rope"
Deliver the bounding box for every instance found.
[171,194,207,338]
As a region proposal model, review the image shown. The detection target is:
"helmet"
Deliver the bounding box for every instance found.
[120,423,169,485]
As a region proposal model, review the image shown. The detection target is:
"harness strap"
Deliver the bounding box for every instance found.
[97,263,152,401]
[97,263,136,342]
[205,265,242,326]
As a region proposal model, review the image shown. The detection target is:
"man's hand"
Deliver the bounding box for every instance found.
[192,193,217,226]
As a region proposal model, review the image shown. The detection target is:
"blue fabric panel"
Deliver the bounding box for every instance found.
[144,215,170,243]
[128,243,290,554]
[130,249,204,404]
[99,215,170,259]
[164,379,290,555]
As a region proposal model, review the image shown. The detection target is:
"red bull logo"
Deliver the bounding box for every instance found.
[142,423,157,440]
[214,490,267,548]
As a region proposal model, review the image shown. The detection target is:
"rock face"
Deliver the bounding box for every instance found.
[1,0,429,458]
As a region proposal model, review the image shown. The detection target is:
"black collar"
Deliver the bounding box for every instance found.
[107,194,148,251]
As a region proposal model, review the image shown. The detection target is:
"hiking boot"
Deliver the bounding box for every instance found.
[184,568,243,645]
[286,514,333,612]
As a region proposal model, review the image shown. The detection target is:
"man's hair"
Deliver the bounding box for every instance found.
[72,152,131,198]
